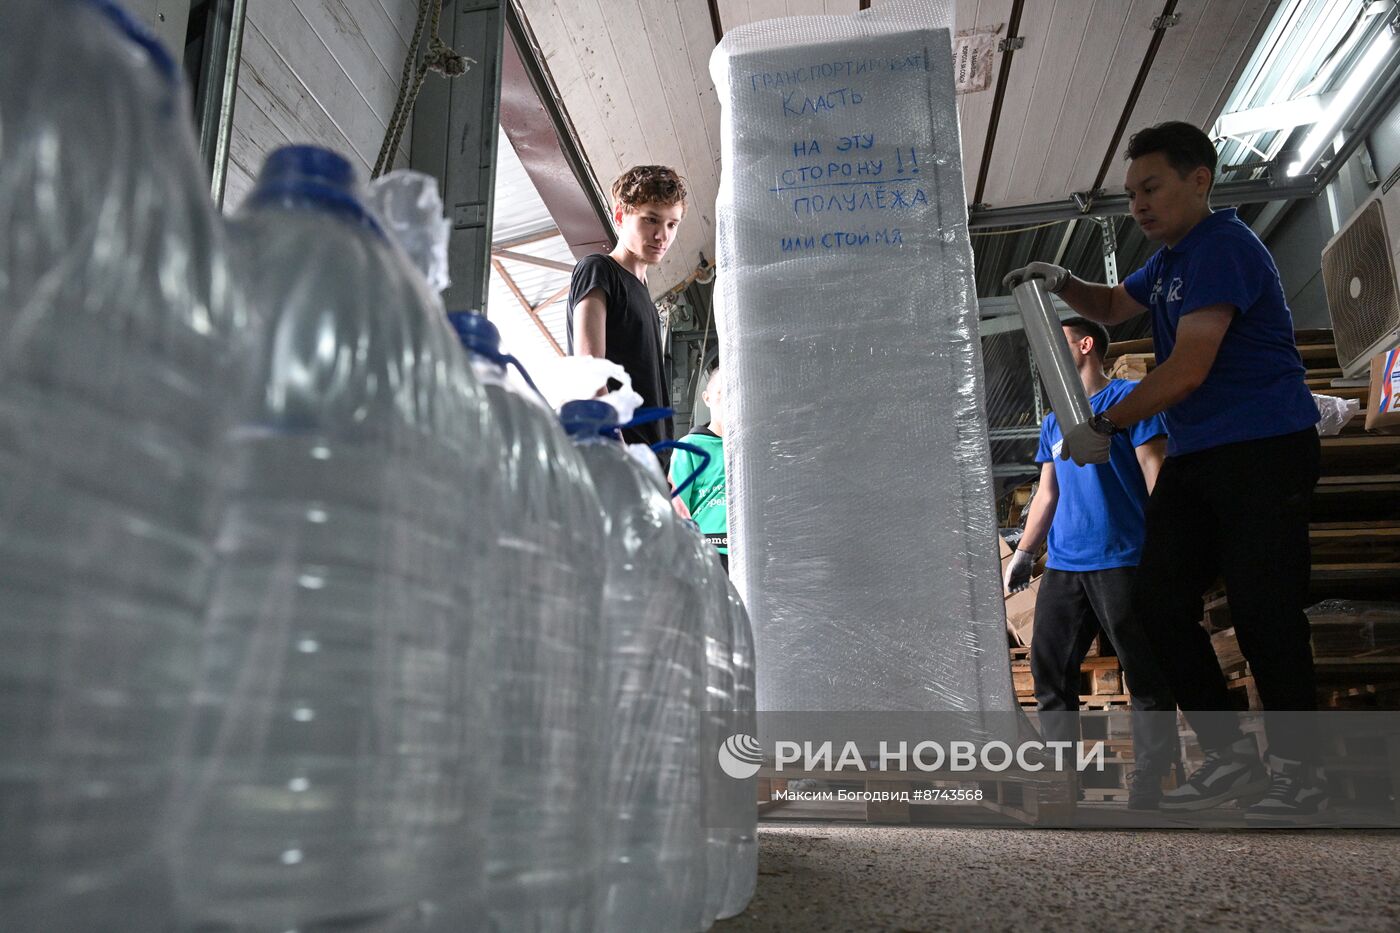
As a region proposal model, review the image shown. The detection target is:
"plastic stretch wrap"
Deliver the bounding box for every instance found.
[719,578,758,919]
[0,1,239,927]
[1014,279,1093,437]
[459,329,607,932]
[568,419,708,933]
[709,0,1016,714]
[367,169,453,295]
[1313,393,1359,436]
[692,539,735,927]
[177,148,500,930]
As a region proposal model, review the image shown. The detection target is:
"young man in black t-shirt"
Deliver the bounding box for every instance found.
[566,165,687,450]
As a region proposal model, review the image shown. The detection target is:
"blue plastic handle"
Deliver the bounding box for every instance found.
[651,440,711,500]
[621,406,673,432]
[446,311,544,397]
[82,0,179,82]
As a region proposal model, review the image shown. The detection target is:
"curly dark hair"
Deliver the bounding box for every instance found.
[611,165,688,213]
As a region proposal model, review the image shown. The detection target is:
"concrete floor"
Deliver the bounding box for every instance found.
[715,822,1400,932]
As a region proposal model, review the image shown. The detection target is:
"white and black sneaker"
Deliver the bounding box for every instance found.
[1244,757,1329,825]
[1159,736,1269,812]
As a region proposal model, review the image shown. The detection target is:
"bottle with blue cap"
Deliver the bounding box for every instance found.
[561,399,710,933]
[0,1,237,928]
[448,311,606,933]
[178,146,501,931]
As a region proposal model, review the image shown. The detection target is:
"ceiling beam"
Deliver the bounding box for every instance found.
[536,282,570,310]
[493,257,565,356]
[491,248,575,273]
[968,176,1317,228]
[493,225,560,250]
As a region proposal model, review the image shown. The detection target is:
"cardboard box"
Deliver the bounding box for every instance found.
[1004,576,1041,646]
[1365,347,1400,434]
[998,534,1013,593]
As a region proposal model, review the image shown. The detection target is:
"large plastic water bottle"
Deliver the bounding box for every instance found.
[687,532,735,929]
[719,578,758,919]
[177,146,500,931]
[0,1,237,928]
[449,313,606,932]
[562,401,709,933]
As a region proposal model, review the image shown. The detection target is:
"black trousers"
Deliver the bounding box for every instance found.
[1031,566,1179,775]
[1130,428,1321,762]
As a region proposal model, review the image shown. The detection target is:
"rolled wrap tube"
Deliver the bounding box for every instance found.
[1014,278,1093,442]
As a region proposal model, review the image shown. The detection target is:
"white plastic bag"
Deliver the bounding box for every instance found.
[1313,393,1359,436]
[366,169,452,295]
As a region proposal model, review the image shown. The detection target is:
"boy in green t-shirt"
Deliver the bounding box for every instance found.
[670,361,728,569]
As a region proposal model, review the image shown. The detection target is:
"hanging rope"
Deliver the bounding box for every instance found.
[373,0,475,179]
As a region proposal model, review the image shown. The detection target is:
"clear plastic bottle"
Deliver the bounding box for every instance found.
[177,146,499,931]
[562,402,709,933]
[0,1,237,928]
[686,531,734,931]
[448,312,606,932]
[719,578,758,919]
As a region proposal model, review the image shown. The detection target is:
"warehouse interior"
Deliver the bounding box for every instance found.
[6,0,1400,929]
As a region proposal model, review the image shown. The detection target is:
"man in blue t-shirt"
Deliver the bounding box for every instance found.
[1006,317,1175,809]
[1004,122,1323,822]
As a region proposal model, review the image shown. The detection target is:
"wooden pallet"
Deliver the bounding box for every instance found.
[1321,435,1400,471]
[1011,655,1123,700]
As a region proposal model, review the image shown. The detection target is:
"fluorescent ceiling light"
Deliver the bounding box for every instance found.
[1287,26,1398,176]
[1215,94,1328,138]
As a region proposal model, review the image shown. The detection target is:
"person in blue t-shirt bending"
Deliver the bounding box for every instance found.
[1004,122,1323,822]
[1006,317,1176,810]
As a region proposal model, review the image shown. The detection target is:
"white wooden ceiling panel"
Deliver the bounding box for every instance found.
[632,0,722,271]
[515,0,624,181]
[716,0,759,31]
[562,0,651,170]
[954,0,1015,204]
[1061,0,1161,197]
[1030,0,1140,201]
[995,0,1096,205]
[977,0,1062,206]
[674,0,725,167]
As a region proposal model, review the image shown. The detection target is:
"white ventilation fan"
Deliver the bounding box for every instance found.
[1322,165,1400,378]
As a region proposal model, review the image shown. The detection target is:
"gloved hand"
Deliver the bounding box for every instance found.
[1003,261,1070,294]
[1004,549,1035,594]
[1060,420,1112,466]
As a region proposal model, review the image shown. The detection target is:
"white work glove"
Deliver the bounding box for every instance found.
[1060,421,1112,466]
[1003,261,1069,294]
[1004,549,1035,594]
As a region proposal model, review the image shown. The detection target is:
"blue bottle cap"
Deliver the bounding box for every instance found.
[259,146,358,192]
[447,311,502,358]
[247,146,381,236]
[560,399,619,438]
